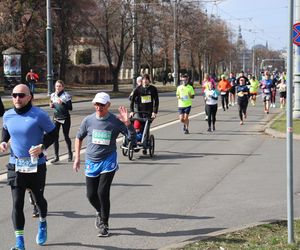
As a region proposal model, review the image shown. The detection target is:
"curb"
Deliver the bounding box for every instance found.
[264,111,300,140]
[159,219,296,250]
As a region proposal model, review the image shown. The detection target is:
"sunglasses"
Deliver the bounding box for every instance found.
[95,102,106,107]
[12,93,28,98]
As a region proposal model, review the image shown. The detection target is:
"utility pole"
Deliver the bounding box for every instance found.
[132,0,138,89]
[46,0,53,96]
[173,0,178,86]
[294,0,300,118]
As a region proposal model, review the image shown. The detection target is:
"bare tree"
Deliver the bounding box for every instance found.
[87,0,133,92]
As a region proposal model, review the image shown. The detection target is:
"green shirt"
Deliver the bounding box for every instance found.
[176,84,195,108]
[249,79,260,93]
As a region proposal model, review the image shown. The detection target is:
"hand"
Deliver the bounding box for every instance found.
[73,159,80,172]
[0,142,8,152]
[29,145,43,158]
[118,106,130,125]
[129,112,134,118]
[57,98,63,104]
[151,112,157,119]
[50,102,54,108]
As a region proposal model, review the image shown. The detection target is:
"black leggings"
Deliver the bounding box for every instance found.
[220,93,229,109]
[10,164,47,230]
[86,170,116,224]
[238,99,248,120]
[53,116,72,156]
[205,104,217,128]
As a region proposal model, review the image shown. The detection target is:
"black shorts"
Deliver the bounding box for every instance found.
[229,86,236,94]
[280,92,286,98]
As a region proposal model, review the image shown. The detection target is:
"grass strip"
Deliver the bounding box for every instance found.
[180,220,300,250]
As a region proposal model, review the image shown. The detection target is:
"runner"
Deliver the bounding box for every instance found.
[73,92,135,237]
[277,76,287,109]
[236,78,250,125]
[260,71,273,114]
[204,81,219,132]
[129,74,159,153]
[228,72,237,106]
[50,80,73,163]
[202,73,215,120]
[249,75,260,106]
[0,84,57,250]
[176,74,195,134]
[217,74,231,111]
[129,74,159,119]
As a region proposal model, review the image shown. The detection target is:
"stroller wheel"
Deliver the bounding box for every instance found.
[149,135,155,157]
[128,141,134,160]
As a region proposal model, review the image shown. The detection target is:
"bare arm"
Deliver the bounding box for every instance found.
[73,138,83,172]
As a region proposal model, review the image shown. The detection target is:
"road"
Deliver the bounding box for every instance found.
[0,92,300,250]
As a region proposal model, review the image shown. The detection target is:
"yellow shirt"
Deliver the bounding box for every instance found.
[176,85,195,108]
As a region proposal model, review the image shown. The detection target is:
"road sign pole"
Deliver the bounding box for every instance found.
[294,1,300,118]
[287,0,294,244]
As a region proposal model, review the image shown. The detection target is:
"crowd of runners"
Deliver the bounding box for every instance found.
[196,70,287,130]
[1,69,287,250]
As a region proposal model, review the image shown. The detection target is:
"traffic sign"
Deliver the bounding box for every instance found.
[293,23,300,46]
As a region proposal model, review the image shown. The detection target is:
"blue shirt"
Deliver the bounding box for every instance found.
[3,106,55,165]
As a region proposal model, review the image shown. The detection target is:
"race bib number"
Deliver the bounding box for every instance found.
[221,91,227,95]
[141,95,151,103]
[92,129,112,145]
[237,92,244,97]
[15,157,38,173]
[181,95,188,100]
[264,89,270,94]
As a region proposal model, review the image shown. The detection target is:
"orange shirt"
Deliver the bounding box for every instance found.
[218,80,231,92]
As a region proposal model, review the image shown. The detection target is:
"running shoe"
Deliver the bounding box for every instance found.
[50,157,59,163]
[11,236,25,250]
[184,129,189,134]
[32,205,39,218]
[207,127,212,132]
[97,223,109,237]
[95,213,101,229]
[212,126,215,131]
[240,121,244,125]
[36,221,47,245]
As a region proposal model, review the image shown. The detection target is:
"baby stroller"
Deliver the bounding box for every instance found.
[121,112,155,160]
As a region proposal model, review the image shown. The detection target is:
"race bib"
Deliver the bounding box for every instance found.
[54,118,65,124]
[15,157,38,173]
[92,129,112,145]
[264,89,270,94]
[221,91,227,95]
[181,95,188,100]
[237,92,244,97]
[141,95,151,103]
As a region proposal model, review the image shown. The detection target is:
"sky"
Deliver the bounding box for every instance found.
[203,0,288,50]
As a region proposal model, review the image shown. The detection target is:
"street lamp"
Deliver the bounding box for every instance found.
[173,0,179,86]
[46,0,53,96]
[162,0,178,86]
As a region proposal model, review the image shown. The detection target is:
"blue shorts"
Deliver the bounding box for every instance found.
[85,151,118,177]
[178,106,191,115]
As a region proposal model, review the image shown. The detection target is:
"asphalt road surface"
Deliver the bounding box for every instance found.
[0,92,300,250]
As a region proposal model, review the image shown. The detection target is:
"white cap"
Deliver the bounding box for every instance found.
[92,92,110,104]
